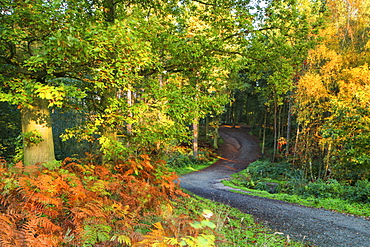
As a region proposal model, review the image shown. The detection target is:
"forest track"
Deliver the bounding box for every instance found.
[180,126,370,247]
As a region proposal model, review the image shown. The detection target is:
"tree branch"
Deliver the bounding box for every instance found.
[192,0,216,6]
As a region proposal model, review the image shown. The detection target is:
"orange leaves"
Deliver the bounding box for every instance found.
[0,153,187,246]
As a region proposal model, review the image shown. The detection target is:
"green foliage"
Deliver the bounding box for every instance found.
[82,223,112,247]
[41,160,62,170]
[321,97,370,182]
[246,160,293,180]
[302,179,344,199]
[225,181,370,217]
[23,130,44,147]
[0,102,21,159]
[345,180,370,204]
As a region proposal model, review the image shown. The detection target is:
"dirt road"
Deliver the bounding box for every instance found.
[180,126,370,246]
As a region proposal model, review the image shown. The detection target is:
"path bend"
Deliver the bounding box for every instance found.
[180,126,370,247]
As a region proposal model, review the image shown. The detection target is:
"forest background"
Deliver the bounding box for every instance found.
[0,0,369,246]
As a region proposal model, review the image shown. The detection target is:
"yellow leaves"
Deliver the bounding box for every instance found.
[308,45,343,75]
[344,63,370,85]
[160,203,173,219]
[297,73,328,101]
[134,222,168,247]
[365,40,370,50]
[337,64,370,109]
[111,203,130,217]
[90,179,111,196]
[207,86,216,93]
[34,84,66,107]
[113,234,132,246]
[186,16,210,38]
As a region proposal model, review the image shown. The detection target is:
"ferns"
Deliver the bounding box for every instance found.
[135,209,217,247]
[0,155,188,246]
[82,223,112,246]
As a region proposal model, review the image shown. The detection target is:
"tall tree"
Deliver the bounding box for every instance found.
[0,1,87,165]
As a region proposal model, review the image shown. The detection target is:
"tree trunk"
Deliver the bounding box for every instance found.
[213,126,219,149]
[272,99,278,162]
[100,89,118,164]
[127,88,133,134]
[205,116,209,141]
[286,99,292,156]
[103,0,116,23]
[192,119,199,159]
[211,115,220,149]
[262,110,267,155]
[21,98,55,166]
[292,125,300,166]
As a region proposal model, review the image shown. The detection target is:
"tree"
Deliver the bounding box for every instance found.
[294,0,370,182]
[0,1,87,165]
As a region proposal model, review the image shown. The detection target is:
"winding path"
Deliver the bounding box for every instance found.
[180,126,370,247]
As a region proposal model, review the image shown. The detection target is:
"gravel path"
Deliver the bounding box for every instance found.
[180,126,370,246]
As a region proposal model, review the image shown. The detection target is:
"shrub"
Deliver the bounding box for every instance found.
[247,160,293,180]
[301,179,344,199]
[345,179,370,203]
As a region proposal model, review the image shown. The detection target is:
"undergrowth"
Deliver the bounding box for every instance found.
[0,155,188,246]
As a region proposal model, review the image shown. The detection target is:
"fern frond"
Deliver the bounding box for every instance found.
[71,201,107,232]
[37,216,62,233]
[135,222,169,246]
[0,214,18,246]
[30,192,62,207]
[114,234,132,246]
[12,161,24,173]
[34,234,60,247]
[20,216,62,247]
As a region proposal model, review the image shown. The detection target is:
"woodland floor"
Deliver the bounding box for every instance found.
[180,126,370,247]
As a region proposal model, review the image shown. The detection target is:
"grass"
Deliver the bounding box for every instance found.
[174,161,214,176]
[166,147,218,176]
